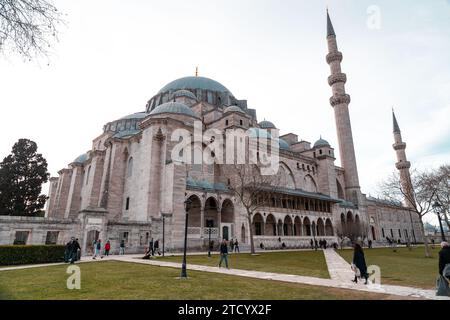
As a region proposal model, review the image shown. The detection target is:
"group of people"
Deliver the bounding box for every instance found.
[309,238,330,250]
[92,239,113,259]
[143,238,162,259]
[64,237,81,264]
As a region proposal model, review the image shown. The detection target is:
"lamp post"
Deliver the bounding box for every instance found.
[432,201,446,242]
[180,198,192,279]
[207,226,212,258]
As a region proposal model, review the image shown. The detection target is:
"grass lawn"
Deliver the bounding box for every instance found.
[159,251,330,279]
[0,261,407,300]
[338,246,440,289]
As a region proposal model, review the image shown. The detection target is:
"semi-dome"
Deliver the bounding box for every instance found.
[159,76,232,95]
[149,102,199,118]
[119,112,148,121]
[73,153,88,164]
[170,90,197,101]
[224,105,245,114]
[259,120,276,129]
[314,137,330,148]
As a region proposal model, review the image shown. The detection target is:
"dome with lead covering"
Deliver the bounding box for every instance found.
[73,153,88,164]
[314,137,330,148]
[224,105,245,114]
[170,90,198,101]
[259,120,276,129]
[149,102,199,118]
[159,76,232,95]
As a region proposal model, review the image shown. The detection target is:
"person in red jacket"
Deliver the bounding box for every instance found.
[104,240,111,257]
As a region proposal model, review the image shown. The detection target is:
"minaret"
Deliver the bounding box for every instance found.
[326,10,362,205]
[392,110,415,208]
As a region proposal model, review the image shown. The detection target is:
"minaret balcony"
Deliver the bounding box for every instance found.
[393,142,406,151]
[328,73,347,86]
[326,51,343,64]
[396,161,411,170]
[330,94,351,107]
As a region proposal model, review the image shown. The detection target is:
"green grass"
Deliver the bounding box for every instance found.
[338,247,440,289]
[159,251,330,279]
[0,261,406,300]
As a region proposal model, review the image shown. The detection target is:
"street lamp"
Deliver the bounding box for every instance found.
[180,198,192,279]
[432,201,446,242]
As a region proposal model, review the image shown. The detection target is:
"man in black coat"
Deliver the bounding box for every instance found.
[352,243,368,284]
[439,242,450,276]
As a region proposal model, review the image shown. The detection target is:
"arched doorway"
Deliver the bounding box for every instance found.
[371,226,376,240]
[294,216,302,236]
[252,213,264,236]
[187,195,202,228]
[277,219,283,236]
[317,218,325,236]
[265,214,276,236]
[311,221,317,237]
[205,197,219,228]
[283,216,293,236]
[221,199,234,241]
[86,229,100,255]
[325,219,334,236]
[303,217,311,236]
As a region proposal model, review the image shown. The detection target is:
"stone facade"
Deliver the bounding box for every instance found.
[0,12,424,253]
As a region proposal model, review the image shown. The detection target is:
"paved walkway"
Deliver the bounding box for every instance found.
[1,250,449,300]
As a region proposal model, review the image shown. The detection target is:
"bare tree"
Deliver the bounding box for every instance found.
[227,164,280,254]
[0,0,64,59]
[430,165,450,230]
[378,170,437,258]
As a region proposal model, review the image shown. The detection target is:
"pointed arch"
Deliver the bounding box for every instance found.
[303,217,311,236]
[278,162,296,189]
[325,218,334,236]
[317,218,325,236]
[304,175,317,193]
[336,179,345,199]
[265,214,277,236]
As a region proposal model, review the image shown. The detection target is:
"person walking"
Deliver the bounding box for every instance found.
[104,240,111,257]
[352,243,369,284]
[154,239,161,256]
[149,238,154,256]
[92,239,98,259]
[310,239,314,250]
[230,239,235,253]
[119,239,125,255]
[439,242,450,276]
[218,239,229,269]
[234,239,240,253]
[368,239,373,249]
[96,239,103,259]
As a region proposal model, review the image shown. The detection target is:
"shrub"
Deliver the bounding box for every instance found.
[0,245,65,266]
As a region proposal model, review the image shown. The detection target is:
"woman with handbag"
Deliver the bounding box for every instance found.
[352,243,368,284]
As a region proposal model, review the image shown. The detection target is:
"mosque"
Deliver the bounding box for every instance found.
[0,12,423,253]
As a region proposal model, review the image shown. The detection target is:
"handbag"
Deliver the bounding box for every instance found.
[436,275,450,296]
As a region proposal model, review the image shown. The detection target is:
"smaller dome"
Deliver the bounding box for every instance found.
[279,138,290,151]
[224,105,245,114]
[170,90,197,101]
[119,112,148,121]
[248,128,272,139]
[259,120,276,129]
[73,153,87,164]
[149,102,199,118]
[314,137,330,148]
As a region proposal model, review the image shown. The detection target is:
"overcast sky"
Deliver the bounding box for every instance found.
[1,0,449,224]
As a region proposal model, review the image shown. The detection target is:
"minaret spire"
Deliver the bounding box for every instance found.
[393,109,401,133]
[326,10,361,205]
[327,9,336,37]
[392,110,414,208]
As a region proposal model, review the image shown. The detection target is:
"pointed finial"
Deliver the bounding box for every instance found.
[392,108,401,134]
[195,66,198,77]
[327,8,336,37]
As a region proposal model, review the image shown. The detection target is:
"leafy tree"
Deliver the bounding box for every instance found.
[0,0,64,60]
[0,139,49,215]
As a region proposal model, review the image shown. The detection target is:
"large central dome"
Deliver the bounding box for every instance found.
[158,76,233,95]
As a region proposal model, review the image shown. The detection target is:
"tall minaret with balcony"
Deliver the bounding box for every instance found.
[392,111,415,208]
[326,10,362,205]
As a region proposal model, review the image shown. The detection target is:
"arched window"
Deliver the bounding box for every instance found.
[86,166,91,185]
[127,157,134,177]
[304,175,317,193]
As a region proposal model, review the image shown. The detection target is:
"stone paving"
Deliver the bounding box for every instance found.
[1,249,449,300]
